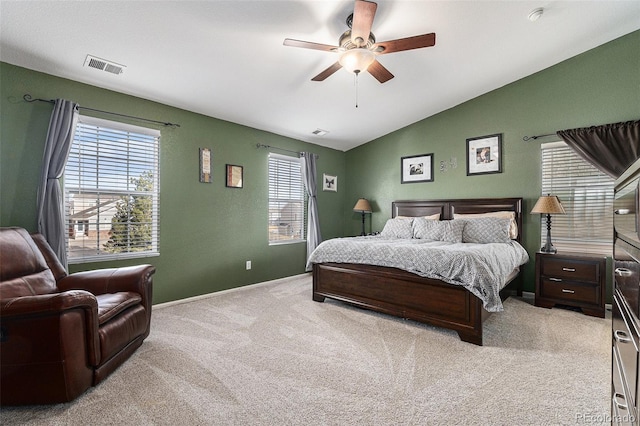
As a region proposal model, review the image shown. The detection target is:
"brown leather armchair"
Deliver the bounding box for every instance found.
[0,227,155,405]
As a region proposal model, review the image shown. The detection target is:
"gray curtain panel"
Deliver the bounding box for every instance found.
[557,120,640,178]
[36,99,79,270]
[300,152,322,271]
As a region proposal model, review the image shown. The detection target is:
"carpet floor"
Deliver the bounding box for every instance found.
[1,274,611,425]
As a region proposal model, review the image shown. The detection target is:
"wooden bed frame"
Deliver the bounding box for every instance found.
[312,197,524,345]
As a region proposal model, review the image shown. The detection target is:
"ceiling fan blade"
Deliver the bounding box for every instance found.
[351,0,377,47]
[374,33,436,55]
[283,38,339,52]
[311,62,343,81]
[368,59,394,83]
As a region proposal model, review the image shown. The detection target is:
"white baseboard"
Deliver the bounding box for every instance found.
[153,273,311,310]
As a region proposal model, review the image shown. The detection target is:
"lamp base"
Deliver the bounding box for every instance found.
[539,244,557,254]
[540,213,557,254]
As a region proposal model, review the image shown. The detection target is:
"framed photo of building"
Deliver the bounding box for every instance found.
[466,134,502,175]
[401,153,434,183]
[225,164,243,188]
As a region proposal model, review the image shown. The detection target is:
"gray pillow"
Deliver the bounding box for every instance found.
[458,217,512,243]
[412,218,464,243]
[380,218,414,239]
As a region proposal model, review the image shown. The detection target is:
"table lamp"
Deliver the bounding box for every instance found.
[531,194,566,254]
[353,198,372,236]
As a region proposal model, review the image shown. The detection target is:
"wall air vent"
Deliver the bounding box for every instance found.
[84,55,126,75]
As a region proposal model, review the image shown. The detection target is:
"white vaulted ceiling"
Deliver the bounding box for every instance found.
[1,1,639,151]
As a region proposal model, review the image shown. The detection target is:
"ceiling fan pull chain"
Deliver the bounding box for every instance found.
[355,71,359,108]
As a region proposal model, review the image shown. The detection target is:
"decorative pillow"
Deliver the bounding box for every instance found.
[458,217,512,244]
[380,218,414,239]
[453,211,518,239]
[397,213,441,220]
[412,218,464,243]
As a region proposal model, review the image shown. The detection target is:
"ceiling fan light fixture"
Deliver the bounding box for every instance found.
[339,48,375,74]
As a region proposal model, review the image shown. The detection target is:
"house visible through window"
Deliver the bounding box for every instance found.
[540,141,614,255]
[268,153,305,244]
[64,115,160,262]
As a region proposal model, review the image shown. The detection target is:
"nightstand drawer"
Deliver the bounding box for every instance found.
[541,258,599,283]
[539,279,599,304]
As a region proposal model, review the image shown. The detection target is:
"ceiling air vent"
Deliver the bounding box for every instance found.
[84,55,126,75]
[312,129,329,136]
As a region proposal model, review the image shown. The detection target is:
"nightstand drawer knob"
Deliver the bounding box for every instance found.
[561,289,575,294]
[549,277,562,282]
[615,268,633,277]
[561,267,576,272]
[614,330,632,344]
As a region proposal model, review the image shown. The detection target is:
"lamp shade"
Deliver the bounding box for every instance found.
[339,48,375,74]
[531,195,566,215]
[353,198,372,213]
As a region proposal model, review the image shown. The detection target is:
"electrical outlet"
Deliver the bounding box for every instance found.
[246,260,251,270]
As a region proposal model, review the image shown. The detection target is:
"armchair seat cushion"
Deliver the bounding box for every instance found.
[96,292,142,325]
[98,304,148,363]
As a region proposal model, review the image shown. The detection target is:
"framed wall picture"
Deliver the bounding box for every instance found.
[401,153,434,184]
[466,134,502,175]
[226,164,243,188]
[199,148,212,183]
[323,173,337,192]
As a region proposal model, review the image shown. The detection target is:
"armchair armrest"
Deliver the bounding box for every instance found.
[58,265,155,299]
[1,290,97,317]
[1,291,101,365]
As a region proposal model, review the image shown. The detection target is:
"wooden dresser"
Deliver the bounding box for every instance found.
[534,251,606,318]
[612,157,640,425]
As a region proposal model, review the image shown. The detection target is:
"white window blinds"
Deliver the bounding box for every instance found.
[268,153,305,244]
[540,141,614,255]
[64,115,160,262]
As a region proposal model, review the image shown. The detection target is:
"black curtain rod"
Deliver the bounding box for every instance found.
[256,143,299,155]
[23,94,180,128]
[522,133,557,141]
[256,143,319,158]
[256,143,320,158]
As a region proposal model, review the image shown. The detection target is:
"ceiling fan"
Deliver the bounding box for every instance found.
[283,0,436,83]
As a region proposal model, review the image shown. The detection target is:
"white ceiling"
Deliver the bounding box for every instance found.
[1,1,639,151]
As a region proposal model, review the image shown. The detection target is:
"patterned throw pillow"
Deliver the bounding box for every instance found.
[380,218,414,239]
[453,211,518,239]
[412,218,464,243]
[458,217,512,244]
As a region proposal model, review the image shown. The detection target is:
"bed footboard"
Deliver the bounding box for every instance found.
[313,263,488,345]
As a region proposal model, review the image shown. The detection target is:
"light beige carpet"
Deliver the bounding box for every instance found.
[2,274,611,425]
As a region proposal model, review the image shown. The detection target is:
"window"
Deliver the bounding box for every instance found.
[64,116,160,263]
[268,153,305,244]
[540,141,614,255]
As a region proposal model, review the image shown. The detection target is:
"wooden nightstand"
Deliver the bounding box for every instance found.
[535,252,606,318]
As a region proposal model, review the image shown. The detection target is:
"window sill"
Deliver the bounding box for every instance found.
[68,251,160,265]
[268,240,306,246]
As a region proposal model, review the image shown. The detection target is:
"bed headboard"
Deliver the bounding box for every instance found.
[391,197,523,242]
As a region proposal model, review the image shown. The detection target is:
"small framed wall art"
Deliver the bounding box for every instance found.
[323,174,337,192]
[199,148,212,183]
[466,134,502,176]
[401,153,434,184]
[226,164,243,188]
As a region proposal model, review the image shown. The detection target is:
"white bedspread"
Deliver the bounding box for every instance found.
[307,236,529,312]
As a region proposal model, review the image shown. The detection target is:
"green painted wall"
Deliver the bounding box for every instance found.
[343,30,640,293]
[0,62,346,303]
[2,30,638,303]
